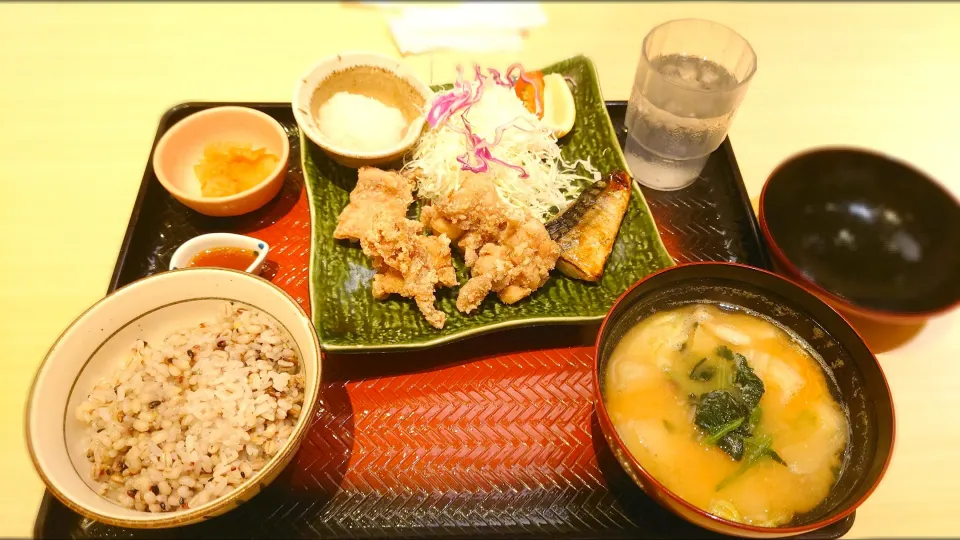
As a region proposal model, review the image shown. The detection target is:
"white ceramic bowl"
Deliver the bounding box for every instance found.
[292,52,433,168]
[169,233,270,274]
[25,268,321,528]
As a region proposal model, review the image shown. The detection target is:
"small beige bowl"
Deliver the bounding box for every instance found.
[292,52,433,168]
[152,106,290,217]
[25,268,321,528]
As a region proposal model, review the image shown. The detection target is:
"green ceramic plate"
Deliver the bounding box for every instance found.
[303,55,674,352]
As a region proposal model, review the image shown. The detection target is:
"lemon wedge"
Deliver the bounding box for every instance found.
[542,72,576,138]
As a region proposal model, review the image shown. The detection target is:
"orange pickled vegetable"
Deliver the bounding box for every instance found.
[193,142,280,198]
[514,70,545,119]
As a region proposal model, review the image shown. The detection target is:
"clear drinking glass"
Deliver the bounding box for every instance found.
[624,19,757,191]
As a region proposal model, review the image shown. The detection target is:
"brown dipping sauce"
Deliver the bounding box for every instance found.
[187,247,259,271]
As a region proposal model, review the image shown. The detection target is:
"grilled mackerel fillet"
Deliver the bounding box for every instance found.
[545,170,632,282]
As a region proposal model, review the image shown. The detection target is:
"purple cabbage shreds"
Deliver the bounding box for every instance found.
[426,91,462,127]
[461,117,480,145]
[487,67,512,87]
[479,147,529,178]
[456,153,488,174]
[427,77,486,128]
[427,92,462,128]
[504,62,524,83]
[563,75,577,87]
[470,80,485,108]
[450,82,484,127]
[474,117,534,151]
[456,118,529,179]
[429,66,531,178]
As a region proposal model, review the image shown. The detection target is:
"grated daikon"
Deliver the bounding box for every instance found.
[317,92,409,153]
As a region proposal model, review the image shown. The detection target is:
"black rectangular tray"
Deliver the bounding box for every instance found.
[33,102,852,539]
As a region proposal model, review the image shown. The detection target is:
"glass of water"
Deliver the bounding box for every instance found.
[624,19,757,191]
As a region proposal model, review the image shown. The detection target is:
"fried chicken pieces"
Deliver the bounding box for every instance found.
[420,176,559,313]
[334,167,560,328]
[334,167,457,329]
[361,216,457,329]
[333,167,415,242]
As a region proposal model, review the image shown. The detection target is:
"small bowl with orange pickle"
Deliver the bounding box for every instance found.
[152,106,290,217]
[170,233,269,274]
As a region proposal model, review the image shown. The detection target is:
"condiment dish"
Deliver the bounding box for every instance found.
[25,268,321,528]
[152,106,290,217]
[169,232,269,274]
[292,52,432,168]
[594,262,894,538]
[760,147,960,324]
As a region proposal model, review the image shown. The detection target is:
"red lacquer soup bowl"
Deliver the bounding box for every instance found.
[593,262,895,538]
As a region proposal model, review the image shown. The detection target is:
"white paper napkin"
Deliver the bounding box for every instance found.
[384,3,547,55]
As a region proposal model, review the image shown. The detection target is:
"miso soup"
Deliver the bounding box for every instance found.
[604,303,849,527]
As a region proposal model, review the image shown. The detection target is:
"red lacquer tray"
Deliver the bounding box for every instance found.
[33,103,853,539]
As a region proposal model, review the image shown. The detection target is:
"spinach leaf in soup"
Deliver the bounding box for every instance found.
[689,358,716,381]
[695,391,747,430]
[695,391,749,459]
[716,434,788,491]
[733,353,765,410]
[706,417,744,445]
[745,405,763,433]
[693,348,770,462]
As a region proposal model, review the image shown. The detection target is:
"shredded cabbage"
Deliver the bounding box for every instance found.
[404,65,600,222]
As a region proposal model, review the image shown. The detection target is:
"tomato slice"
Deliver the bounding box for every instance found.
[514,70,545,118]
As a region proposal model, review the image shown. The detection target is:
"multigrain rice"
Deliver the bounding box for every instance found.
[75,302,304,513]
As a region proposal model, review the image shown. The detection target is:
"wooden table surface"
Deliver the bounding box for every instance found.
[2,2,958,537]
